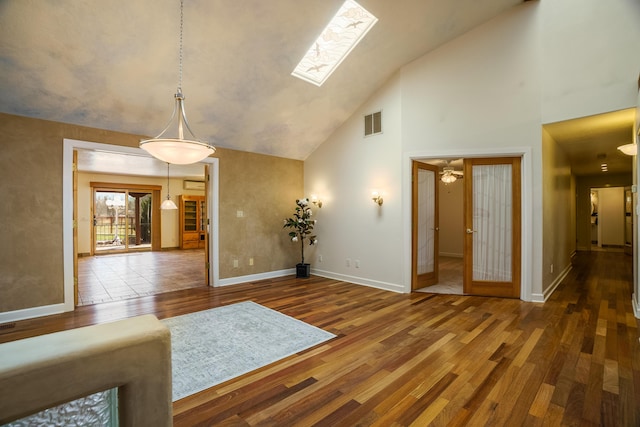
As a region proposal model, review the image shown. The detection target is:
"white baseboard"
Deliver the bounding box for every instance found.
[0,303,67,324]
[216,268,295,287]
[311,268,404,293]
[530,263,572,303]
[217,267,405,293]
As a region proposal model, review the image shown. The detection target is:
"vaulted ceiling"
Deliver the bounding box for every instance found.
[1,0,633,179]
[1,0,524,163]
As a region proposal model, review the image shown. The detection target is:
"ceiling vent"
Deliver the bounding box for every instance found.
[364,111,382,137]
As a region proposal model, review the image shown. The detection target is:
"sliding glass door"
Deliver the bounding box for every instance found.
[94,189,152,253]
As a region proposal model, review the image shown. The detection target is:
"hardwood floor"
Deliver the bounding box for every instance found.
[1,251,638,426]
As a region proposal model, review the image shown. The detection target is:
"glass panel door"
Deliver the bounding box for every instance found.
[471,164,512,282]
[95,191,127,252]
[463,157,521,298]
[94,190,152,253]
[412,161,439,289]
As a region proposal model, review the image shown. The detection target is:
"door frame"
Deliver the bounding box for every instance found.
[62,138,220,314]
[404,147,532,301]
[90,183,162,254]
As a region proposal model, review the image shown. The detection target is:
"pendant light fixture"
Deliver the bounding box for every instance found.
[617,143,637,156]
[140,0,215,165]
[161,163,178,210]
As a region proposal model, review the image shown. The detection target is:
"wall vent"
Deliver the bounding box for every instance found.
[364,111,382,136]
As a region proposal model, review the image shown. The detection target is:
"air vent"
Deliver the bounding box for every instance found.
[364,111,382,136]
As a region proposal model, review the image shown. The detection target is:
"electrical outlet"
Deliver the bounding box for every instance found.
[236,210,244,218]
[318,254,323,262]
[233,259,238,268]
[355,259,360,268]
[249,257,254,266]
[346,258,351,267]
[550,264,554,274]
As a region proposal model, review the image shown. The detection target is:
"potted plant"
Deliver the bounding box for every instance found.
[283,198,318,278]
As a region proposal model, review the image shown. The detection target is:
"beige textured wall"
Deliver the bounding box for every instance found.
[216,149,302,279]
[0,112,302,313]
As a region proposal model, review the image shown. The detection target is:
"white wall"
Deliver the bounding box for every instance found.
[304,73,404,291]
[400,3,541,298]
[305,0,640,299]
[541,0,640,123]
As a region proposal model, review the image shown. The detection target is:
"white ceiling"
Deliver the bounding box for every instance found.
[1,0,634,178]
[544,109,635,176]
[1,0,523,162]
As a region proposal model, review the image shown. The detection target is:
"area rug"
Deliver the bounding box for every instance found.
[161,301,336,401]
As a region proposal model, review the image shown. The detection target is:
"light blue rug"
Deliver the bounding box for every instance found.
[161,301,336,401]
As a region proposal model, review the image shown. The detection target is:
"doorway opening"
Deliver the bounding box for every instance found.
[412,156,522,298]
[63,139,220,312]
[589,186,630,253]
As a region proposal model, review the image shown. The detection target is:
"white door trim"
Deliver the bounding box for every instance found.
[62,138,220,314]
[403,146,533,301]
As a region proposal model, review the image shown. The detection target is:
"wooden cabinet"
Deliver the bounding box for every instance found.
[179,195,206,249]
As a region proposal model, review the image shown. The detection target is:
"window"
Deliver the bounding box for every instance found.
[291,0,378,86]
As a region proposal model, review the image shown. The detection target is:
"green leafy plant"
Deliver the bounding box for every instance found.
[283,198,318,265]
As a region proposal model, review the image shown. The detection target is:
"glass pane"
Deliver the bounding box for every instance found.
[5,388,118,427]
[95,191,126,252]
[417,168,435,275]
[184,200,198,231]
[140,194,152,245]
[127,192,152,249]
[472,164,512,282]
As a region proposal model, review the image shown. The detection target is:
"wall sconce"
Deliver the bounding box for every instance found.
[310,194,323,208]
[372,191,383,206]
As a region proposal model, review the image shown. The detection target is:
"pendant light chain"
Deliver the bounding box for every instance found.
[139,0,215,164]
[178,0,184,95]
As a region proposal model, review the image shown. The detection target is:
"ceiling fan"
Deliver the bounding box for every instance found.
[439,164,463,183]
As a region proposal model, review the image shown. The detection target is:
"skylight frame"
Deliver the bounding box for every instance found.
[291,0,378,87]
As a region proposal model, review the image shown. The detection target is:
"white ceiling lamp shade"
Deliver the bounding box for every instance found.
[140,0,215,165]
[617,143,637,156]
[161,163,178,210]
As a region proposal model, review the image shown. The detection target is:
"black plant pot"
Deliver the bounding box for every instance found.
[296,263,311,278]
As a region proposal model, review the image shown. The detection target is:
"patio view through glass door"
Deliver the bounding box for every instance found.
[94,190,152,253]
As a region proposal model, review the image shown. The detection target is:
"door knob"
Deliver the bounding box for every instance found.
[466,228,477,234]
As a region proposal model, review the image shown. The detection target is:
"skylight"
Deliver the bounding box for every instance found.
[291,0,378,87]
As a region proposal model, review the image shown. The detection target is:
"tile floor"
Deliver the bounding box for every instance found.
[416,256,463,295]
[77,249,207,306]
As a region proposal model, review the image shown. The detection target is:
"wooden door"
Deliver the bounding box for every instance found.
[463,157,521,298]
[412,161,439,290]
